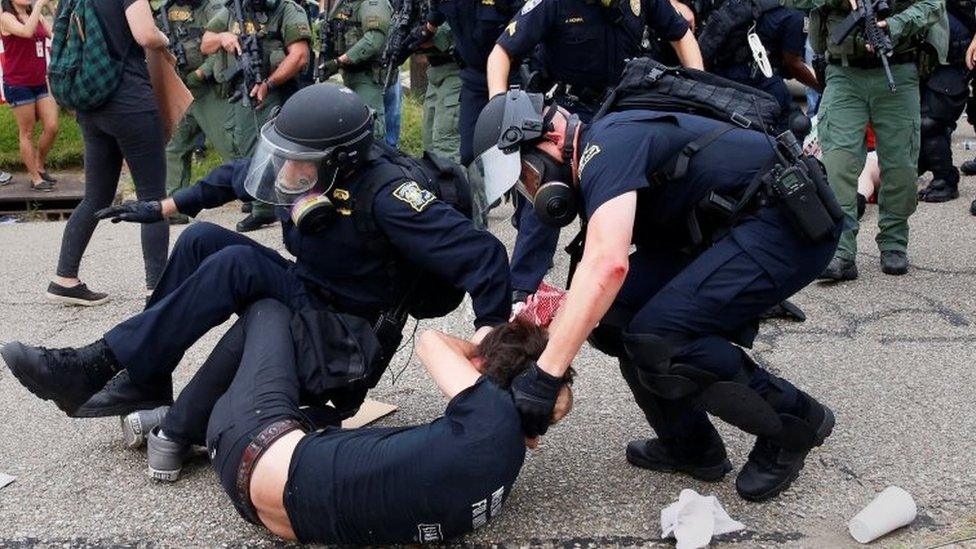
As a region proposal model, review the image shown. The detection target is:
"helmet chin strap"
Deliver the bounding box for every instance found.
[562,114,582,184]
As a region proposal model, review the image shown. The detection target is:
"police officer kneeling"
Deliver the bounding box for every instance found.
[1,84,510,421]
[471,90,841,501]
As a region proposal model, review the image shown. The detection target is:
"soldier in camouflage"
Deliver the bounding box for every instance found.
[420,23,460,162]
[160,0,234,225]
[319,0,393,139]
[791,0,947,279]
[202,0,313,232]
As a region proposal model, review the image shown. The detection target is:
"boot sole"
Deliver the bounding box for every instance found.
[626,450,733,482]
[738,407,836,503]
[45,292,111,307]
[72,398,173,419]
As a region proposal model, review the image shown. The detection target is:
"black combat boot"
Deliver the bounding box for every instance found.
[74,370,174,418]
[918,178,959,203]
[236,212,276,233]
[818,257,858,281]
[735,394,835,502]
[960,158,976,176]
[626,426,733,482]
[1,339,120,416]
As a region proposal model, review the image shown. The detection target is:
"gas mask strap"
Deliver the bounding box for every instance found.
[562,114,581,163]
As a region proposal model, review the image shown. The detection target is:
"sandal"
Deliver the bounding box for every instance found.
[30,180,55,192]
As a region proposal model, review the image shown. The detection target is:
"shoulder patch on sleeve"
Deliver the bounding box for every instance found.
[578,143,602,176]
[393,181,436,212]
[520,0,542,15]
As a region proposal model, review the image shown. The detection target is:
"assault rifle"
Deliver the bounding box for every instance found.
[316,14,343,81]
[157,0,189,70]
[379,0,421,89]
[225,0,265,106]
[830,0,896,91]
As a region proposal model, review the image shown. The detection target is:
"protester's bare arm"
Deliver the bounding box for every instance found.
[670,29,704,70]
[126,0,169,49]
[418,330,483,399]
[0,0,47,38]
[537,192,636,378]
[784,52,822,92]
[670,0,695,31]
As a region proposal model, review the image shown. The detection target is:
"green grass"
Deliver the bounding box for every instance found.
[0,89,426,174]
[0,107,84,171]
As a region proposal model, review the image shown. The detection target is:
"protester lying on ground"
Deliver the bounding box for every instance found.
[130,299,573,544]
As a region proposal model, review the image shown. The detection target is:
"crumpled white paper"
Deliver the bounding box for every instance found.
[0,472,15,490]
[661,489,746,549]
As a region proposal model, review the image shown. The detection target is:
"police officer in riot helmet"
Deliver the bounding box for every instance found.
[470,90,839,501]
[2,83,511,423]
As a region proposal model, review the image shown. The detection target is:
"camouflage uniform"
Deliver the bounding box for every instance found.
[421,23,461,161]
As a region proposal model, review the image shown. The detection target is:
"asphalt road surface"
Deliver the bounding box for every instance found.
[0,154,975,548]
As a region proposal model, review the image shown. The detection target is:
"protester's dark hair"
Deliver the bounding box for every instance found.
[1,0,31,18]
[476,320,575,389]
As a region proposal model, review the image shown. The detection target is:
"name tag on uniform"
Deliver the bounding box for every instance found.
[36,40,45,58]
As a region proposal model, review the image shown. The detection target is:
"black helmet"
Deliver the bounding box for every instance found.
[244,84,374,206]
[468,91,547,216]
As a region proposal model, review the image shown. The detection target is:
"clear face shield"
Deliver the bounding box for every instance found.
[468,145,527,229]
[243,120,337,206]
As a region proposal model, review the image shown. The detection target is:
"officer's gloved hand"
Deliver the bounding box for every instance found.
[95,200,164,224]
[318,58,341,80]
[404,23,435,52]
[511,362,564,439]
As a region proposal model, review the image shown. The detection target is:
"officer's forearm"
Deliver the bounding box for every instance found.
[269,41,311,85]
[537,249,629,378]
[671,30,704,70]
[785,53,822,92]
[344,30,387,64]
[487,45,513,98]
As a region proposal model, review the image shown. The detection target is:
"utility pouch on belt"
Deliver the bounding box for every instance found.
[764,132,843,242]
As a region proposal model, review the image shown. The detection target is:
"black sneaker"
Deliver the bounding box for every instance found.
[856,193,867,220]
[0,339,120,416]
[735,399,835,502]
[880,250,909,276]
[46,282,110,306]
[235,213,276,233]
[626,428,732,482]
[818,257,858,282]
[241,202,253,214]
[917,179,959,203]
[971,198,976,216]
[74,369,173,418]
[39,171,58,183]
[30,180,55,192]
[961,159,976,176]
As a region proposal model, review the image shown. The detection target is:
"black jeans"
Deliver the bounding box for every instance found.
[58,110,169,289]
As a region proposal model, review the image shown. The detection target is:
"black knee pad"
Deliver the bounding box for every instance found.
[622,332,718,400]
[920,115,941,136]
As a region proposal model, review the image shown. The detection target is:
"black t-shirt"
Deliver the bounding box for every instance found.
[88,0,156,114]
[283,376,526,544]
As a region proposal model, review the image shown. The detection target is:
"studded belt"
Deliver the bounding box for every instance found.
[235,419,305,525]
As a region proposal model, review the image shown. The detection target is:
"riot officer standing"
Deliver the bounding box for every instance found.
[916,0,975,203]
[160,0,235,225]
[318,0,394,139]
[2,84,511,421]
[202,0,313,233]
[419,23,463,162]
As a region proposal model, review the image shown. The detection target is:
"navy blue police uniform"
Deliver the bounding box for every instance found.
[428,0,522,164]
[203,299,525,543]
[709,6,806,114]
[101,152,511,410]
[918,6,975,200]
[498,0,689,296]
[577,110,839,444]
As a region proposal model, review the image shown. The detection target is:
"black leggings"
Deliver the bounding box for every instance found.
[58,110,169,289]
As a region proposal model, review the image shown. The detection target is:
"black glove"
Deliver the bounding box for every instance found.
[403,23,435,53]
[511,362,564,438]
[95,200,164,224]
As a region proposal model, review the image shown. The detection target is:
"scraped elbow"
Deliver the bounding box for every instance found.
[596,253,629,286]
